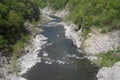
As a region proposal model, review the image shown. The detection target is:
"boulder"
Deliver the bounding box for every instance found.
[82,28,120,55]
[97,62,120,80]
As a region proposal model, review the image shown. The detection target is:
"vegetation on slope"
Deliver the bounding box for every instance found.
[67,0,120,67]
[44,0,120,33]
[67,0,120,33]
[48,0,68,10]
[0,0,40,56]
[97,47,120,67]
[37,0,68,10]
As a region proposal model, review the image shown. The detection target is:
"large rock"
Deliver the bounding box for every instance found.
[41,6,69,20]
[24,22,42,35]
[82,28,120,55]
[59,21,83,48]
[97,62,120,80]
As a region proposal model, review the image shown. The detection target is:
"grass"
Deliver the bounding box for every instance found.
[81,28,91,37]
[97,47,120,67]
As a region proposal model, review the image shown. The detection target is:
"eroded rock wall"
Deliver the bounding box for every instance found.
[82,28,120,55]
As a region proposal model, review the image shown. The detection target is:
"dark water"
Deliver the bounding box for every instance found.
[24,17,98,80]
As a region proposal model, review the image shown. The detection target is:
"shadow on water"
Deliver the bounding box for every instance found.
[23,17,98,80]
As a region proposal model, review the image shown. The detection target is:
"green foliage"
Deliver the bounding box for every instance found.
[37,0,47,8]
[81,28,91,37]
[12,40,24,72]
[67,0,120,67]
[8,10,24,27]
[0,35,7,49]
[48,0,68,10]
[67,0,120,34]
[12,34,30,58]
[97,48,120,67]
[36,0,69,10]
[0,0,40,55]
[10,34,30,74]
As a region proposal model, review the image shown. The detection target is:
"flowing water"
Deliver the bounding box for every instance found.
[23,16,98,80]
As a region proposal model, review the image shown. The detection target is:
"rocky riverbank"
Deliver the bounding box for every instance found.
[82,28,120,55]
[24,7,120,80]
[0,54,25,80]
[58,21,83,48]
[0,14,48,80]
[0,23,47,80]
[0,54,11,80]
[81,28,120,80]
[22,7,120,80]
[41,7,69,20]
[62,21,120,80]
[55,9,120,79]
[97,62,120,80]
[62,22,120,80]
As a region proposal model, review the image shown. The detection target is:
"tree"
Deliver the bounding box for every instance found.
[8,10,24,27]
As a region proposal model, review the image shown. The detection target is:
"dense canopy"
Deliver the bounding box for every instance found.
[0,0,40,55]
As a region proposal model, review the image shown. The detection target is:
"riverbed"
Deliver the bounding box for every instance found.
[22,16,98,80]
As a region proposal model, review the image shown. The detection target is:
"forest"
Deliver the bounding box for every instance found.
[0,0,40,55]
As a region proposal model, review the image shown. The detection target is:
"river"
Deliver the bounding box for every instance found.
[23,16,98,80]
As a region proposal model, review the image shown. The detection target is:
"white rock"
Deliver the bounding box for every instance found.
[83,29,120,55]
[19,34,47,76]
[57,34,60,36]
[67,54,84,59]
[85,56,98,62]
[41,6,69,19]
[45,61,52,64]
[43,52,48,57]
[58,22,83,48]
[56,60,66,64]
[97,62,120,80]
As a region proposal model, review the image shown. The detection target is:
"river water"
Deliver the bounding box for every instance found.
[23,17,98,80]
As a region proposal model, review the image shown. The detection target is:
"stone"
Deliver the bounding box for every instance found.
[24,22,42,35]
[97,62,120,80]
[82,29,120,55]
[59,21,83,48]
[43,52,48,57]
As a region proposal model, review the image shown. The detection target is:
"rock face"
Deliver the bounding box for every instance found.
[97,62,120,80]
[81,29,120,80]
[41,7,69,20]
[24,22,43,35]
[59,21,83,48]
[82,28,120,55]
[54,9,69,18]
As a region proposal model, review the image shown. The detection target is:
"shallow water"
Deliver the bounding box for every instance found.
[23,17,98,80]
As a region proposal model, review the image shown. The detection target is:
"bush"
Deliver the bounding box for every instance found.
[97,48,120,67]
[48,0,68,10]
[67,0,120,35]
